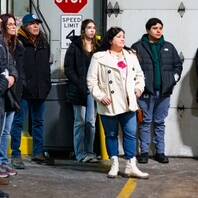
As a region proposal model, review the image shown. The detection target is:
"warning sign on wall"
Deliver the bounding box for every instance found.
[61,15,83,49]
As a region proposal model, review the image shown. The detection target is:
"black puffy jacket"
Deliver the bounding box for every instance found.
[12,40,25,102]
[64,36,94,106]
[132,35,183,96]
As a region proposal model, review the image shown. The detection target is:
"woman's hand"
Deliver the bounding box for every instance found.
[6,76,15,88]
[101,96,112,106]
[135,88,142,98]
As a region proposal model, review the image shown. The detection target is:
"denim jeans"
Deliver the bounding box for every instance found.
[73,94,96,161]
[101,111,137,159]
[0,111,4,134]
[138,92,170,154]
[0,112,15,165]
[10,99,45,158]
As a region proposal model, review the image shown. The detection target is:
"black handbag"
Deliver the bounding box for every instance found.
[5,89,20,112]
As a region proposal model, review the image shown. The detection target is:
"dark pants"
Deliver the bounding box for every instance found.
[11,99,45,158]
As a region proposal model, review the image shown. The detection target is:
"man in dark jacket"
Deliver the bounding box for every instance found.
[132,18,183,164]
[10,14,51,169]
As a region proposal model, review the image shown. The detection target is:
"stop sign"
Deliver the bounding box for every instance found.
[54,0,88,13]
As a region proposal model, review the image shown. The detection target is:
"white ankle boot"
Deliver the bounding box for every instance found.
[124,157,149,179]
[108,156,119,178]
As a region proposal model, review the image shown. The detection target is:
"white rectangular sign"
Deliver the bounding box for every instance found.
[61,15,83,49]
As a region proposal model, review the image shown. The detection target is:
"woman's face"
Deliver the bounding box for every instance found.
[84,22,96,39]
[111,31,125,49]
[6,17,16,36]
[26,22,40,36]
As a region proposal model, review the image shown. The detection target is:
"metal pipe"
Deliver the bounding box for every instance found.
[6,0,9,13]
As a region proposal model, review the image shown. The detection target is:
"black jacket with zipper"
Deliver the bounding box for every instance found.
[18,27,51,100]
[64,36,94,106]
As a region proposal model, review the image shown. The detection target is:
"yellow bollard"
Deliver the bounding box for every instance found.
[8,134,32,155]
[98,115,109,160]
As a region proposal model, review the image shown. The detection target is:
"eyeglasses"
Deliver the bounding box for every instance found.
[7,23,16,28]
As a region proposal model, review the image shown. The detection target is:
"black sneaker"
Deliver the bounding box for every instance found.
[138,152,149,163]
[155,153,169,163]
[32,155,47,164]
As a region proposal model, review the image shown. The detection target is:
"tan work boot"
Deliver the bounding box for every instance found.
[107,156,119,178]
[124,157,149,179]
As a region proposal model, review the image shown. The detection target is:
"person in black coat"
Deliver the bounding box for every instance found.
[0,13,25,177]
[64,19,99,162]
[10,14,51,169]
[0,14,19,179]
[131,18,183,164]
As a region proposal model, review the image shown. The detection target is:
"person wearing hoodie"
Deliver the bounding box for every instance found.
[10,14,51,169]
[131,18,183,164]
[64,19,99,162]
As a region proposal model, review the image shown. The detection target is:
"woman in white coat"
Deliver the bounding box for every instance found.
[87,27,149,179]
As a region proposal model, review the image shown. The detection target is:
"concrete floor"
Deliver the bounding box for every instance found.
[1,157,198,198]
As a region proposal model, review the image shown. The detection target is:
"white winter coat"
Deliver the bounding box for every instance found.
[87,49,145,116]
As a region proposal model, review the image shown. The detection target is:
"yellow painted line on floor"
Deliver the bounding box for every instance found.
[117,178,137,198]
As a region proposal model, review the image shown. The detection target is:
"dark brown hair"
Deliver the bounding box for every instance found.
[80,19,98,53]
[145,18,163,30]
[98,26,130,51]
[0,13,17,55]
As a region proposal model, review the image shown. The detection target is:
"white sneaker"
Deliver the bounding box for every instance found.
[124,157,149,179]
[107,156,119,178]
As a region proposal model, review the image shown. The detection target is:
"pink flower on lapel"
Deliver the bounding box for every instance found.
[117,61,127,69]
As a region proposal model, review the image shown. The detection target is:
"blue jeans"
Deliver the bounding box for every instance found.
[138,92,170,154]
[101,111,137,159]
[73,94,96,161]
[0,112,15,165]
[10,99,45,158]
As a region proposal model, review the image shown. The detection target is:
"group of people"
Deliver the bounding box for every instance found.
[0,13,51,196]
[0,13,182,196]
[65,17,182,179]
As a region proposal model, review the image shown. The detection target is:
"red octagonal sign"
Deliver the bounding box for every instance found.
[55,0,87,13]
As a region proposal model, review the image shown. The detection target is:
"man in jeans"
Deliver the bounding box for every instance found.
[10,14,51,169]
[131,18,183,163]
